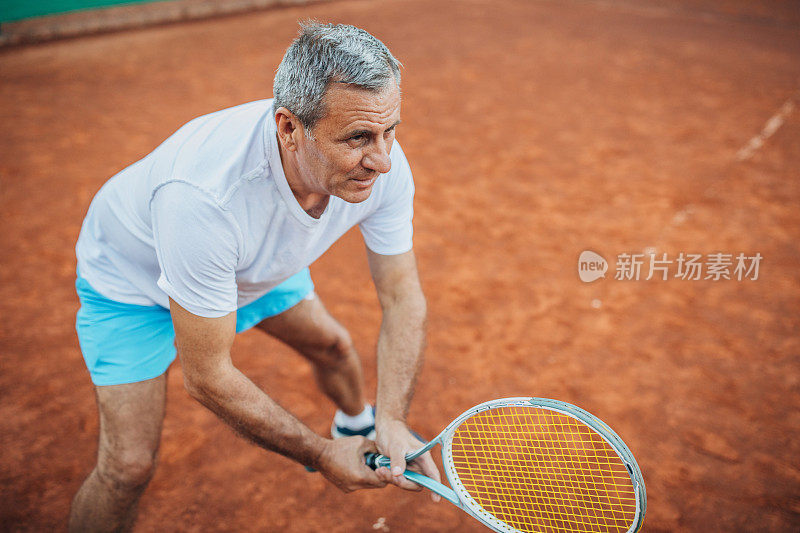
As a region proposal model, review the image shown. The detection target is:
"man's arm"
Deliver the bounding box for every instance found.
[170,298,385,492]
[367,249,441,499]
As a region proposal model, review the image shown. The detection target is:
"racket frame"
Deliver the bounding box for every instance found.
[369,397,646,533]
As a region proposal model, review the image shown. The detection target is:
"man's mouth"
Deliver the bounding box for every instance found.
[351,174,377,187]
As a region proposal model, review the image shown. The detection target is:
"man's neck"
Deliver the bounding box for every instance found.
[277,136,330,218]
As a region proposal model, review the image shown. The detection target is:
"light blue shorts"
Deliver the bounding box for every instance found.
[75,269,314,386]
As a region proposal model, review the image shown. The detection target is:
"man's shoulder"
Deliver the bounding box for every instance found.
[188,99,274,130]
[151,100,276,201]
[172,99,273,152]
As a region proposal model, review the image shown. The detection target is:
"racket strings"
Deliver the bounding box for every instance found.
[450,406,637,533]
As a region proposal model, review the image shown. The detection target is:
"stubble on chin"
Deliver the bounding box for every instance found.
[338,182,375,203]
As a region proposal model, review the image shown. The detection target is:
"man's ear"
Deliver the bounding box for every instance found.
[275,107,302,152]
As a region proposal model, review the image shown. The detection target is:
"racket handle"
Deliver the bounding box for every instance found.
[364,452,378,469]
[364,452,388,469]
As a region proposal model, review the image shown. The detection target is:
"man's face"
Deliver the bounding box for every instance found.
[294,81,401,204]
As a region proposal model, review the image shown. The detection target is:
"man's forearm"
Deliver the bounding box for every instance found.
[375,293,427,425]
[185,360,328,468]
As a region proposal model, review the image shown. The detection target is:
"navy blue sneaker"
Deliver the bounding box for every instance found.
[331,405,376,440]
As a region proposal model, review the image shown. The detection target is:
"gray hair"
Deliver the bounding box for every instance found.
[273,22,402,136]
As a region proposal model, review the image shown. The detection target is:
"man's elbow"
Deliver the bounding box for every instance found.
[180,358,227,403]
[183,371,206,401]
[404,290,427,325]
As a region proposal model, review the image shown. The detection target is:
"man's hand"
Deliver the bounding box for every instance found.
[316,436,387,493]
[375,419,442,502]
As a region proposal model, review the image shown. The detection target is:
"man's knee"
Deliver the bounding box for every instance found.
[97,448,158,493]
[309,326,355,369]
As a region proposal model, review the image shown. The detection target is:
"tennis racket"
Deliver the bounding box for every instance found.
[365,397,646,533]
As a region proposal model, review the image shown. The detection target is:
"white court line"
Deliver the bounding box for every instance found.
[643,94,797,255]
[736,96,797,161]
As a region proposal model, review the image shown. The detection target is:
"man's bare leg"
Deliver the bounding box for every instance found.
[256,294,365,415]
[69,374,167,532]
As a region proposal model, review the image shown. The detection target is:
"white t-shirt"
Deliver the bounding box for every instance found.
[76,99,414,318]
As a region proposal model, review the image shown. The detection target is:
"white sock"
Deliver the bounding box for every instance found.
[334,403,374,430]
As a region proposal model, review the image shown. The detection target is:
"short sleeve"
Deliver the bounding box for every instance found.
[358,143,415,255]
[150,181,241,317]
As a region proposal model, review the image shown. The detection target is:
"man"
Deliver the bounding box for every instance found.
[69,22,439,532]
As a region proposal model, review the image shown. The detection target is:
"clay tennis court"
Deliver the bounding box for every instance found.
[1,0,798,530]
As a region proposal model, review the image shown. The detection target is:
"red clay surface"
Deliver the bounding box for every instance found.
[1,0,799,530]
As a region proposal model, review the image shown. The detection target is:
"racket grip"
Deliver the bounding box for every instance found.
[364,452,380,469]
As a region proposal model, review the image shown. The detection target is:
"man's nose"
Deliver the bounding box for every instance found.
[363,139,392,174]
